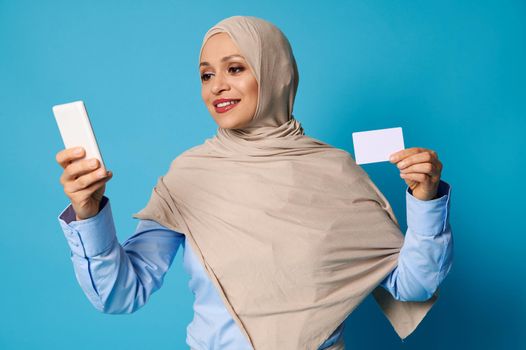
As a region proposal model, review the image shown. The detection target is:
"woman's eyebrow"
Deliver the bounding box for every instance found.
[199,54,245,67]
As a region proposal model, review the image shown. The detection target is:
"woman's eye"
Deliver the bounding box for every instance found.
[229,66,244,74]
[201,66,243,81]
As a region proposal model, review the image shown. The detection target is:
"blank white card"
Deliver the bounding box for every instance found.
[352,127,405,165]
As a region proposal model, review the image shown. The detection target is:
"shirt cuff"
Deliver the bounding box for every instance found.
[57,196,117,257]
[406,180,451,236]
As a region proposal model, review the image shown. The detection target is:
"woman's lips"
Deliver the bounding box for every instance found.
[214,100,240,113]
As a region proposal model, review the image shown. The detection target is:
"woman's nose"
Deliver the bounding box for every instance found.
[211,72,229,94]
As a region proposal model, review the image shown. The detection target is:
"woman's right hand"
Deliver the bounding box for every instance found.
[56,147,113,221]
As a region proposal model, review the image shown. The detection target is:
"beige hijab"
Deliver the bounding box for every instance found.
[133,15,438,349]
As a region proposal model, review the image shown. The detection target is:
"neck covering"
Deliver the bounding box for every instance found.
[133,15,439,350]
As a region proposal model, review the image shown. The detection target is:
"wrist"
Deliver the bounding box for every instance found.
[408,185,439,201]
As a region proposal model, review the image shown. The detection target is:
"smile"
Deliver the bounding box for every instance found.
[214,99,241,113]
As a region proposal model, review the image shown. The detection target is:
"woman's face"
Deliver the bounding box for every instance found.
[200,32,258,129]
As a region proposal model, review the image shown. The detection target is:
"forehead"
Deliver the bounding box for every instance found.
[200,32,242,62]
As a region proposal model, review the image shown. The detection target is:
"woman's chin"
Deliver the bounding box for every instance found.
[214,115,250,129]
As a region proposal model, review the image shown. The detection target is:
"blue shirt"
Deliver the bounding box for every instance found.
[57,180,453,349]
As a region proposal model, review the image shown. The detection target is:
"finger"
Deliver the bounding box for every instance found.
[56,147,86,168]
[400,172,430,183]
[63,158,101,183]
[72,172,112,198]
[389,148,420,163]
[389,147,431,163]
[64,168,110,193]
[396,151,437,170]
[400,162,438,176]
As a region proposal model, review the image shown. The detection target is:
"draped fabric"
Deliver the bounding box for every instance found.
[133,16,438,349]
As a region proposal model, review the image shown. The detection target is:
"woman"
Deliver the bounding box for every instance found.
[56,16,453,350]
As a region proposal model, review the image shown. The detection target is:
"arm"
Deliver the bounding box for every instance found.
[57,196,185,314]
[380,180,453,301]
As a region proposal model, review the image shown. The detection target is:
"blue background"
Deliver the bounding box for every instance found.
[1,0,524,349]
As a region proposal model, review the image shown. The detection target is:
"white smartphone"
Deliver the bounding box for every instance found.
[52,100,106,170]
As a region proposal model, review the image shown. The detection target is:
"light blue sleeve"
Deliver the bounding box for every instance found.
[379,180,453,301]
[57,196,185,314]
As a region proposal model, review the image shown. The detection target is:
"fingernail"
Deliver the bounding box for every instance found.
[389,155,395,162]
[74,148,83,155]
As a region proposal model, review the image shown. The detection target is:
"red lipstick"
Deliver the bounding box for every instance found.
[213,98,241,113]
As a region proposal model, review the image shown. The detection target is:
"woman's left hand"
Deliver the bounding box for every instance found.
[389,147,443,201]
